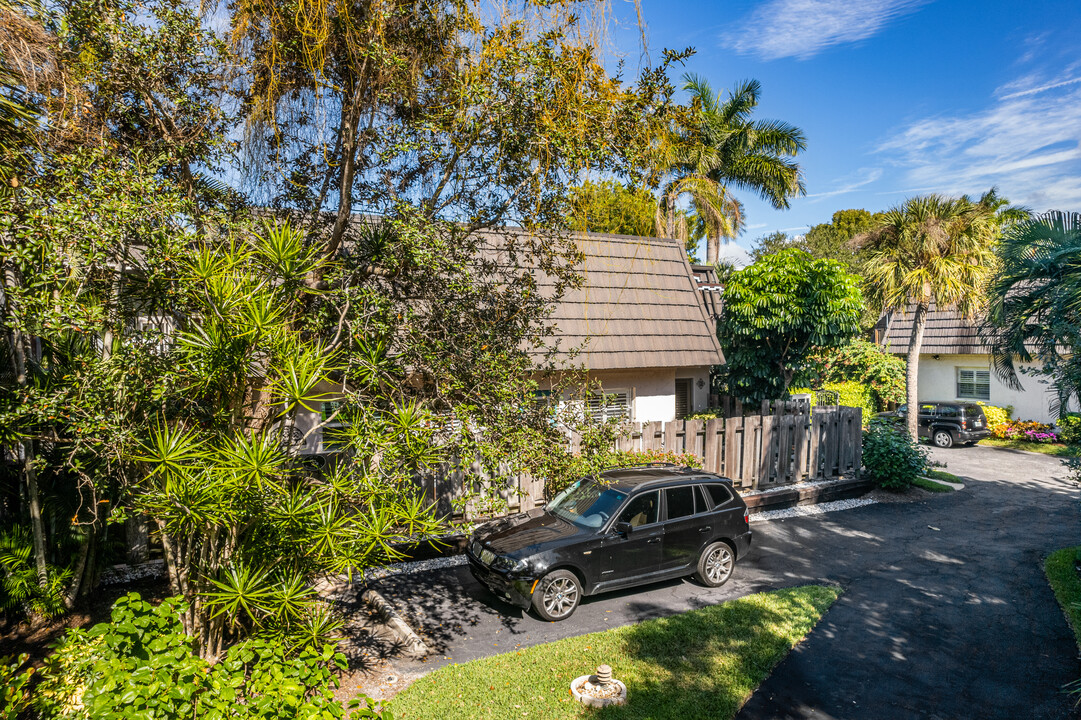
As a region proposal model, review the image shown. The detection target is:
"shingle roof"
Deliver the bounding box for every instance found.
[878,305,988,355]
[536,232,725,370]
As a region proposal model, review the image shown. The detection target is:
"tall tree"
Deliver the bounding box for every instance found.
[718,249,863,403]
[857,190,1026,438]
[674,75,806,264]
[985,211,1081,419]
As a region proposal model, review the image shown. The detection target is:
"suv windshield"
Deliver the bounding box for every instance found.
[546,478,627,528]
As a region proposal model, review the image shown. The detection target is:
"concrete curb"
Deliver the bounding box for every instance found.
[919,475,965,490]
[362,588,429,658]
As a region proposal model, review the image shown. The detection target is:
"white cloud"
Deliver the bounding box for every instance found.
[805,168,883,201]
[877,72,1081,211]
[721,0,928,61]
[717,243,753,268]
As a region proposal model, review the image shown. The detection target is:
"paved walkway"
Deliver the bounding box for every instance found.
[370,446,1081,719]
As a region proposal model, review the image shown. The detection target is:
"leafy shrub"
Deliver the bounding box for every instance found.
[0,526,72,620]
[1,654,34,720]
[796,339,906,410]
[35,592,386,720]
[1058,413,1081,445]
[976,402,1012,429]
[788,382,875,426]
[862,418,929,490]
[687,408,724,420]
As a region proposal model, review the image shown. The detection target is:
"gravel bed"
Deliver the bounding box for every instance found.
[99,559,167,586]
[365,554,468,581]
[749,497,877,523]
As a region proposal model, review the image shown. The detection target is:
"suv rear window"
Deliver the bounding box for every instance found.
[704,483,732,508]
[963,404,985,419]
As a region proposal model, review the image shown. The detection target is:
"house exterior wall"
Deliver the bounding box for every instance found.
[916,354,1060,423]
[589,365,711,422]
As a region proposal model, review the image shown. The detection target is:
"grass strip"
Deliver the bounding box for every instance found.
[925,469,963,484]
[389,585,841,720]
[912,477,954,493]
[1045,546,1081,651]
[978,438,1073,457]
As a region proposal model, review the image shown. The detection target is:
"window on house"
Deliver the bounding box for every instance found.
[675,378,692,419]
[585,390,631,423]
[956,368,990,401]
[320,400,348,451]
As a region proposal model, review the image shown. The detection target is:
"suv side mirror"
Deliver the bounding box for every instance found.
[614,521,632,536]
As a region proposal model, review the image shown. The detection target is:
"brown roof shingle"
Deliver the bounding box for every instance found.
[537,232,725,370]
[878,305,988,355]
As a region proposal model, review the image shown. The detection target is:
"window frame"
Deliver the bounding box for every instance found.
[955,367,991,401]
[585,388,632,423]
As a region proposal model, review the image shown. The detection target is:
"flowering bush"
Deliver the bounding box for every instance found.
[991,419,1059,443]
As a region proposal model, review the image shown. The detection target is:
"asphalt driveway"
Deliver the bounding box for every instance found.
[369,446,1081,719]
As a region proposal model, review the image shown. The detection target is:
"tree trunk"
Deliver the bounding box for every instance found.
[665,193,676,239]
[706,235,719,265]
[2,261,48,588]
[905,302,929,439]
[325,91,361,259]
[21,443,49,588]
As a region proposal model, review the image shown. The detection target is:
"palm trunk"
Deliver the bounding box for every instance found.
[905,302,929,439]
[706,235,719,265]
[665,193,676,239]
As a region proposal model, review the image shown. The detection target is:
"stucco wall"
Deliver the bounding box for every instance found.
[590,365,711,422]
[916,354,1060,423]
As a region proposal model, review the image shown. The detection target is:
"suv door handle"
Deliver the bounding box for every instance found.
[699,526,711,533]
[646,537,661,544]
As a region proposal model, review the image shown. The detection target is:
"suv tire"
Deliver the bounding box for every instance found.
[932,429,955,448]
[531,570,581,621]
[695,541,734,587]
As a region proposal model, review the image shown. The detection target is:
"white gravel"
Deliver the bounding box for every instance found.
[364,554,468,581]
[100,559,167,586]
[749,497,877,523]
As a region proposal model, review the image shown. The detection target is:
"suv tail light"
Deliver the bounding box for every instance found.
[744,509,750,524]
[962,418,968,430]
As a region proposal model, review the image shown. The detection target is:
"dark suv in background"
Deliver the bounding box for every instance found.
[466,464,752,621]
[877,401,990,448]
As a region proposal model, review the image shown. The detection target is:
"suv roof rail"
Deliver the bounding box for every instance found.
[608,461,682,470]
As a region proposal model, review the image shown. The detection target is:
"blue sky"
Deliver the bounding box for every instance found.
[612,0,1081,264]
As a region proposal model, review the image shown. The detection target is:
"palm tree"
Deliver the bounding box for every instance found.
[985,211,1081,419]
[658,75,806,264]
[858,190,1026,438]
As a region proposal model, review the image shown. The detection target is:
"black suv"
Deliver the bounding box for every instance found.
[466,465,752,621]
[878,401,991,448]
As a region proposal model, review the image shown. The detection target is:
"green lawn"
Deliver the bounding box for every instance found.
[1045,546,1081,650]
[978,438,1074,457]
[389,585,841,720]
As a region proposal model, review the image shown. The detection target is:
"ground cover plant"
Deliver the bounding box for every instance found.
[390,585,841,720]
[33,593,386,719]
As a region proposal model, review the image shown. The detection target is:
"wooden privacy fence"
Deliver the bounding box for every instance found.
[419,404,863,520]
